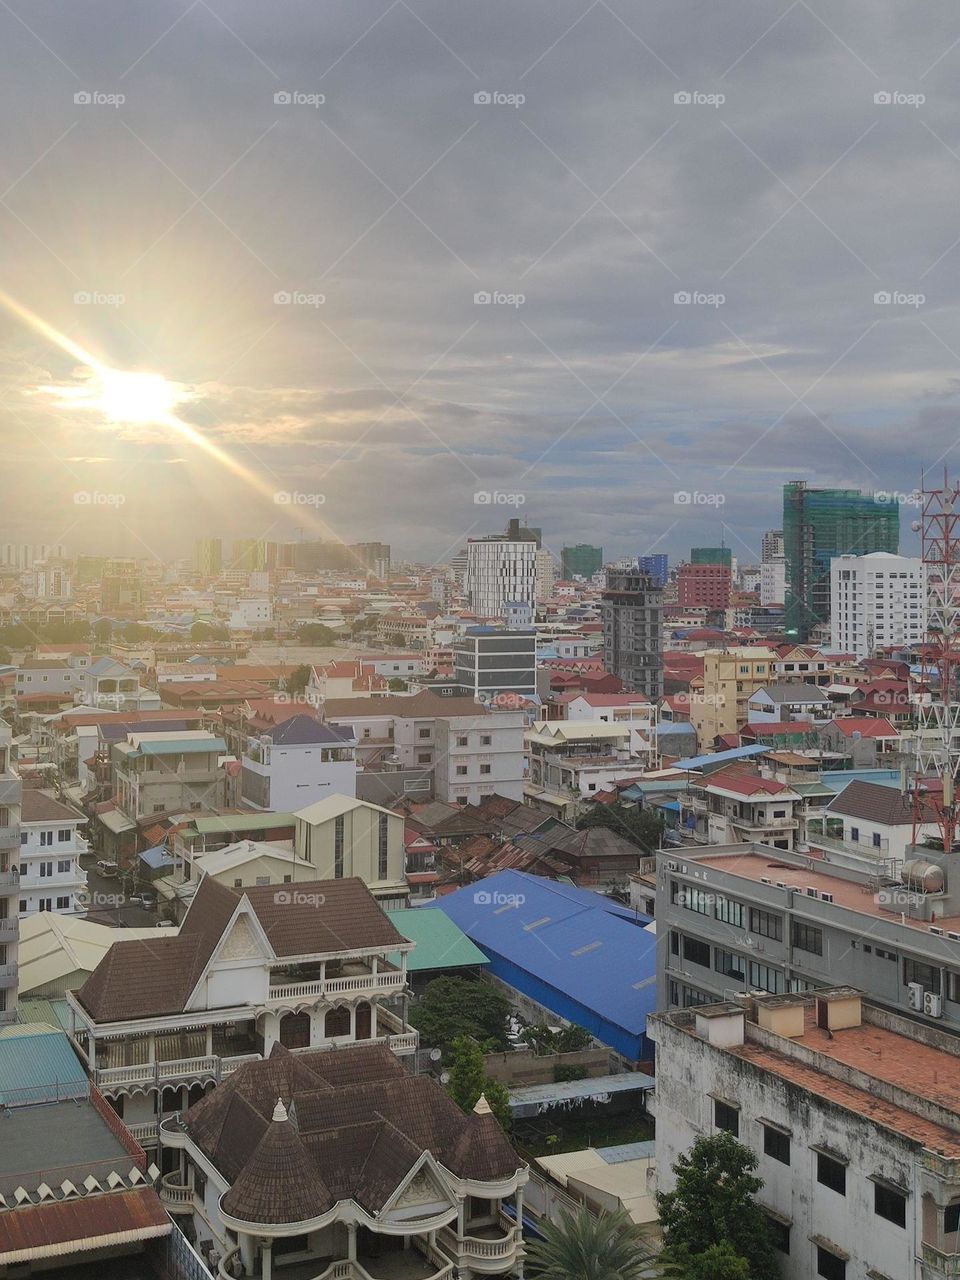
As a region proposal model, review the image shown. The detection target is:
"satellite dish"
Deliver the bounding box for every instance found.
[429,1048,442,1062]
[911,521,921,533]
[439,1071,450,1084]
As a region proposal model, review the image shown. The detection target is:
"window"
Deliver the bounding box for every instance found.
[850,826,859,842]
[481,734,491,745]
[378,814,389,880]
[456,736,468,747]
[479,764,491,775]
[904,957,938,990]
[39,830,54,847]
[714,895,744,927]
[19,832,26,845]
[874,1182,906,1227]
[682,936,711,968]
[749,961,785,994]
[715,949,745,979]
[763,1123,791,1165]
[456,765,468,776]
[233,878,242,888]
[714,1099,739,1137]
[56,896,69,909]
[38,862,53,878]
[334,815,344,878]
[816,1151,846,1195]
[765,1215,790,1254]
[57,859,70,873]
[750,907,782,940]
[255,876,270,886]
[58,829,70,842]
[816,1246,845,1280]
[670,930,680,956]
[418,728,430,739]
[18,899,26,913]
[417,753,431,764]
[873,832,882,848]
[945,1203,960,1234]
[791,920,823,955]
[675,885,712,915]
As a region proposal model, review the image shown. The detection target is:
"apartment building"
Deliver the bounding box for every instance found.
[746,683,835,724]
[241,715,357,810]
[690,647,777,745]
[75,656,160,711]
[158,1042,526,1280]
[66,875,416,1148]
[677,562,732,610]
[294,795,409,907]
[466,535,538,617]
[525,720,646,819]
[601,567,664,698]
[655,840,960,1033]
[112,729,228,820]
[0,722,20,1025]
[680,768,802,851]
[17,790,87,915]
[453,625,537,701]
[760,557,786,606]
[650,989,960,1280]
[434,707,526,805]
[831,552,926,659]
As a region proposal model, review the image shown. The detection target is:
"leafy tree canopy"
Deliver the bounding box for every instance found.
[408,976,511,1054]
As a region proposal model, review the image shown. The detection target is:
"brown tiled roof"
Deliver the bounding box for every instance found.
[20,791,85,823]
[826,779,917,826]
[323,691,486,720]
[76,875,407,1022]
[183,1044,522,1222]
[0,1187,170,1265]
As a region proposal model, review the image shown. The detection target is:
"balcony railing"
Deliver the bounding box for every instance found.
[268,971,405,1002]
[0,778,21,805]
[159,1172,195,1213]
[438,1216,523,1263]
[922,1243,960,1277]
[0,870,18,890]
[125,1120,159,1144]
[95,1054,220,1089]
[0,964,17,987]
[0,827,19,848]
[0,920,17,940]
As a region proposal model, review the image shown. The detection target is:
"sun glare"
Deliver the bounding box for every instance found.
[93,370,180,424]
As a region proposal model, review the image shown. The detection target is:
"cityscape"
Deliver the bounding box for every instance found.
[4,4,960,1280]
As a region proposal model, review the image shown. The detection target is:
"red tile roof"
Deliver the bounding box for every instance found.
[827,716,898,739]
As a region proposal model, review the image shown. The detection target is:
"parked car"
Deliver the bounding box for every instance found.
[96,860,118,878]
[128,892,156,909]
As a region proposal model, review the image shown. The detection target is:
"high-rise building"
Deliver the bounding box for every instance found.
[638,554,668,587]
[677,562,732,610]
[830,552,925,659]
[351,541,391,578]
[561,544,603,580]
[100,558,143,615]
[535,548,556,603]
[194,537,222,578]
[761,528,784,562]
[0,720,20,1025]
[453,626,537,701]
[690,546,732,567]
[783,481,899,639]
[760,557,786,606]
[504,517,541,547]
[601,568,663,698]
[232,538,269,572]
[465,537,538,618]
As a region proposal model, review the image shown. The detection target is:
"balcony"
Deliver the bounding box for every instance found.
[922,1243,960,1277]
[0,870,18,890]
[727,815,799,834]
[438,1215,524,1270]
[125,1119,159,1145]
[0,778,21,806]
[95,1054,220,1090]
[219,1249,455,1280]
[0,919,17,941]
[0,964,17,988]
[267,970,406,1002]
[0,827,19,848]
[159,1172,195,1214]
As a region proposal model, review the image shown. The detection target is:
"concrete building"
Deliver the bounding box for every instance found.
[561,544,603,580]
[466,536,538,617]
[535,547,557,602]
[525,720,650,819]
[112,729,228,821]
[294,795,409,907]
[746,682,835,724]
[761,528,784,562]
[228,598,273,630]
[655,839,960,1036]
[100,557,143,614]
[67,875,417,1149]
[638,554,668,587]
[17,790,87,916]
[74,656,159,712]
[690,646,777,745]
[601,568,663,698]
[194,536,222,577]
[0,722,20,1025]
[453,626,537,702]
[831,552,926,659]
[680,767,802,851]
[435,707,526,806]
[760,557,787,606]
[241,715,357,811]
[677,562,732,610]
[650,989,960,1280]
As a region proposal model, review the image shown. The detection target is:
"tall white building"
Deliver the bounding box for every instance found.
[760,557,787,606]
[761,528,784,562]
[17,791,87,916]
[830,552,925,658]
[535,548,556,603]
[465,538,537,618]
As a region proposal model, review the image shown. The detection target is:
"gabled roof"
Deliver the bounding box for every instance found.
[697,767,793,797]
[265,715,356,746]
[19,791,85,824]
[826,780,924,826]
[750,683,832,704]
[825,717,898,739]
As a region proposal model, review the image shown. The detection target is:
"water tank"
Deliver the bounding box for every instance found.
[902,859,945,893]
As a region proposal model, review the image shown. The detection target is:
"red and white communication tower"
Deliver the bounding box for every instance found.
[912,471,960,851]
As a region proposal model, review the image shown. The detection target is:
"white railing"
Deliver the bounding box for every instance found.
[217,1246,243,1280]
[221,1052,262,1076]
[96,1054,220,1088]
[0,920,16,940]
[125,1120,159,1143]
[160,1173,194,1207]
[387,1032,418,1054]
[439,1224,522,1262]
[268,971,405,1002]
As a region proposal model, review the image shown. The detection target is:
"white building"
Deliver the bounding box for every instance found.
[17,791,87,916]
[241,715,357,811]
[0,721,20,1025]
[535,547,556,603]
[830,552,925,659]
[760,557,786,606]
[228,598,273,631]
[650,988,960,1280]
[435,708,527,806]
[466,538,537,618]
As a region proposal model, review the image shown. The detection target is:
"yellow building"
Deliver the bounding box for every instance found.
[690,647,776,746]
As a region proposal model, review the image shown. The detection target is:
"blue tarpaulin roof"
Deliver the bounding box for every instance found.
[672,744,768,770]
[430,871,656,1061]
[138,844,173,869]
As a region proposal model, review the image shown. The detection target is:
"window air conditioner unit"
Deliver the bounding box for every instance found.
[760,877,772,885]
[806,887,818,897]
[820,892,833,903]
[776,881,787,889]
[948,932,960,942]
[924,991,943,1018]
[908,982,924,1011]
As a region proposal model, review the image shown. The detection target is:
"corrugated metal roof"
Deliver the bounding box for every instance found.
[386,907,489,972]
[0,1025,87,1105]
[191,812,295,833]
[0,1187,170,1263]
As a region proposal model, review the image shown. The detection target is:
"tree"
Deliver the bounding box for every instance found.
[93,619,112,645]
[657,1132,779,1280]
[673,1242,751,1280]
[576,801,664,854]
[387,676,408,691]
[284,664,313,698]
[408,976,511,1054]
[297,623,338,645]
[445,1036,511,1131]
[526,1206,664,1280]
[387,632,406,648]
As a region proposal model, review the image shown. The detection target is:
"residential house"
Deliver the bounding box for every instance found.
[75,656,161,712]
[241,714,357,811]
[806,780,938,870]
[294,795,409,908]
[112,730,229,822]
[17,790,87,916]
[66,875,416,1149]
[524,721,648,821]
[746,683,835,724]
[681,767,801,850]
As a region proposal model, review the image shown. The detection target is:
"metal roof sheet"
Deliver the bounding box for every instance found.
[386,907,489,972]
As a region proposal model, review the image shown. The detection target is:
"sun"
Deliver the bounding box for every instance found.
[92,369,180,424]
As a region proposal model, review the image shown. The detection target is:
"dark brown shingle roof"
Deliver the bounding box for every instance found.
[222,1104,333,1224]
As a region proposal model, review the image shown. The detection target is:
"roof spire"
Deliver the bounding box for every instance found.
[272,1097,288,1122]
[473,1093,492,1116]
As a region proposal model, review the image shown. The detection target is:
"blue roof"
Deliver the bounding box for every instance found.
[429,872,656,1061]
[0,1026,87,1106]
[138,844,174,869]
[672,744,768,770]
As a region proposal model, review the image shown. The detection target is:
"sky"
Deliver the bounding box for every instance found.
[2,0,960,570]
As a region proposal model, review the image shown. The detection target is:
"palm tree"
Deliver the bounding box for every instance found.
[526,1206,665,1280]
